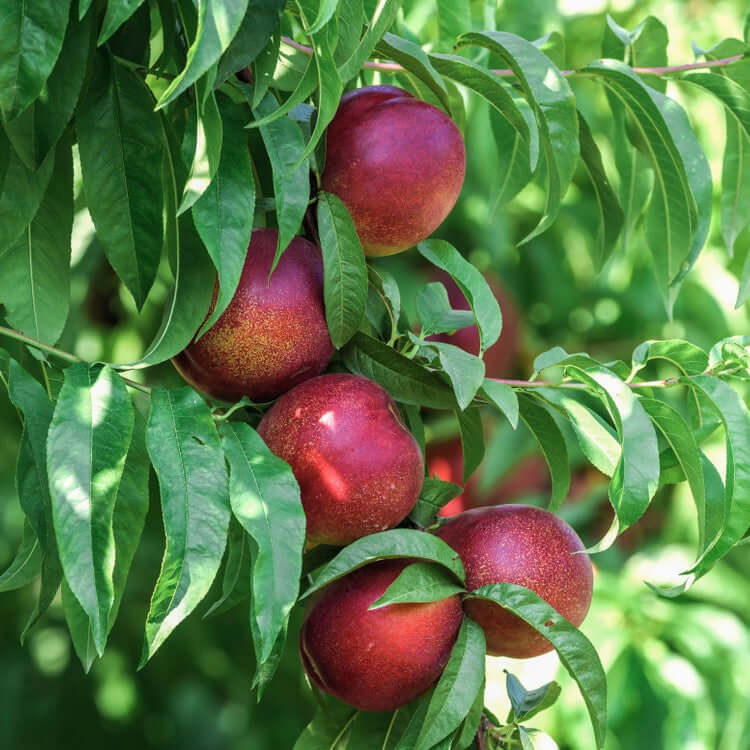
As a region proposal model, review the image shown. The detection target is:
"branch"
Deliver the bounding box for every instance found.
[280,35,744,78]
[0,326,151,394]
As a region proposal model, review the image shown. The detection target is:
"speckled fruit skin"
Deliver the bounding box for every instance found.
[427,271,520,378]
[300,559,464,712]
[257,374,424,546]
[321,85,466,256]
[437,505,593,658]
[172,228,334,402]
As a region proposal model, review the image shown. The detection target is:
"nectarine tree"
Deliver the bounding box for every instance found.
[1,2,750,749]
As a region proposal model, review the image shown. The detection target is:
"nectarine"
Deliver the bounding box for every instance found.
[437,505,592,658]
[258,374,424,546]
[322,86,466,256]
[300,559,463,711]
[172,229,334,402]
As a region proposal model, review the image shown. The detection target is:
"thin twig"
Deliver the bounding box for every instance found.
[0,326,151,394]
[280,35,744,78]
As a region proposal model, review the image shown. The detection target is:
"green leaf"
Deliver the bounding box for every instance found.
[77,53,164,309]
[479,379,519,429]
[456,407,484,482]
[61,579,97,672]
[245,60,317,127]
[577,113,623,270]
[343,333,457,409]
[141,388,230,664]
[417,283,475,336]
[62,411,150,667]
[506,672,561,723]
[556,396,619,477]
[417,239,502,353]
[253,92,310,270]
[3,4,92,169]
[305,0,341,35]
[429,53,536,169]
[178,80,223,215]
[293,699,357,749]
[421,341,485,411]
[370,562,466,609]
[582,60,703,313]
[333,0,363,66]
[0,135,72,345]
[156,0,249,109]
[376,33,452,114]
[682,72,750,257]
[204,518,252,617]
[518,394,570,510]
[47,364,134,654]
[631,339,709,377]
[192,95,255,338]
[299,22,343,161]
[215,0,285,83]
[567,366,660,545]
[220,422,305,666]
[127,120,215,368]
[409,477,463,528]
[6,359,62,635]
[470,583,607,748]
[416,617,486,750]
[98,0,145,44]
[453,675,485,749]
[0,131,55,252]
[488,99,536,209]
[0,520,41,592]
[303,529,466,598]
[436,0,471,53]
[337,0,399,83]
[639,397,706,543]
[251,32,281,107]
[317,191,368,348]
[0,0,72,119]
[457,31,579,242]
[686,376,750,576]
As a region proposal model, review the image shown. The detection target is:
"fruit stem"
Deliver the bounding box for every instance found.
[280,36,744,78]
[0,326,151,394]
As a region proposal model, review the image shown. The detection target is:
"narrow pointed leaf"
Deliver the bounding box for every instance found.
[0,0,71,118]
[303,529,466,598]
[470,583,607,749]
[141,388,229,663]
[416,617,485,750]
[457,31,579,242]
[370,562,465,609]
[98,0,146,44]
[317,192,367,348]
[338,0,399,82]
[193,96,255,338]
[77,53,164,309]
[480,379,519,429]
[518,394,570,510]
[0,520,41,592]
[156,0,250,109]
[220,422,305,665]
[47,364,134,654]
[0,136,72,344]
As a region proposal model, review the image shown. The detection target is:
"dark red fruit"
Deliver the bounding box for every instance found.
[172,228,334,402]
[437,505,593,658]
[258,374,424,546]
[300,559,464,712]
[322,86,466,256]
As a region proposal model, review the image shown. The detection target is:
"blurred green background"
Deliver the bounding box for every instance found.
[2,1,750,748]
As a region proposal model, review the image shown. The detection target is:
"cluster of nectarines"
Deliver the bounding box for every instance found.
[172,86,593,714]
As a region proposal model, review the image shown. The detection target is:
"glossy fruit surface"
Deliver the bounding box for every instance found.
[258,374,424,546]
[300,559,464,712]
[437,505,593,657]
[322,85,466,256]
